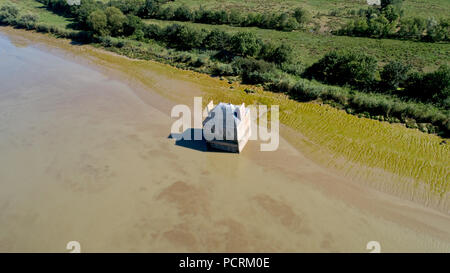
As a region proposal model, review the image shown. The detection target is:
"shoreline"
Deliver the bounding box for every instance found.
[0,27,449,251]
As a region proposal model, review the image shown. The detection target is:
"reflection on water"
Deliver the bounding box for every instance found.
[0,30,449,252]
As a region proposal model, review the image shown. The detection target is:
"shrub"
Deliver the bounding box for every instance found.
[367,15,394,37]
[212,62,234,76]
[72,0,104,27]
[134,29,145,41]
[424,17,450,42]
[157,6,175,20]
[279,17,300,31]
[380,61,410,90]
[231,57,276,84]
[174,5,193,21]
[36,23,51,33]
[192,55,209,67]
[109,0,145,16]
[260,42,292,64]
[143,23,162,39]
[304,50,378,88]
[87,10,108,36]
[230,32,261,57]
[105,7,127,36]
[123,14,143,36]
[203,29,231,50]
[382,4,401,22]
[293,7,310,26]
[405,65,450,105]
[290,80,322,101]
[141,0,163,18]
[228,10,243,26]
[280,62,305,76]
[0,3,19,24]
[163,24,206,50]
[17,13,39,30]
[398,17,426,40]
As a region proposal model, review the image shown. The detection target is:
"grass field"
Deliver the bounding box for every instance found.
[145,18,450,71]
[6,0,73,28]
[5,0,448,71]
[160,0,450,19]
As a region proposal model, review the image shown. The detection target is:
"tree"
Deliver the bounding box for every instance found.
[87,10,108,36]
[230,32,261,57]
[280,17,300,31]
[424,17,449,42]
[382,4,401,22]
[72,0,102,27]
[380,61,410,90]
[105,7,126,36]
[353,17,369,35]
[141,0,162,18]
[0,3,19,24]
[405,65,450,104]
[260,42,292,64]
[398,17,426,40]
[367,15,393,37]
[231,57,276,84]
[18,12,39,30]
[293,7,310,26]
[174,5,193,21]
[163,24,206,50]
[123,14,143,36]
[304,50,378,88]
[203,29,231,50]
[143,23,162,39]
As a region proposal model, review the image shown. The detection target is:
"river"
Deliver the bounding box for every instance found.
[0,28,449,252]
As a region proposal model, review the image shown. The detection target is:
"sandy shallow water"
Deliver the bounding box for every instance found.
[0,28,449,252]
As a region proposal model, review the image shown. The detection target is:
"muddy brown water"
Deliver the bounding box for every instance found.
[0,28,449,252]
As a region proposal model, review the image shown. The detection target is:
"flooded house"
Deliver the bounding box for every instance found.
[202,101,251,153]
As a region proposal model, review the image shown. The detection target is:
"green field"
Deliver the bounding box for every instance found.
[6,0,73,28]
[4,0,448,71]
[145,18,450,71]
[160,0,450,19]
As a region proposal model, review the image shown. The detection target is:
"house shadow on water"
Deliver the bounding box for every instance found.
[168,128,229,153]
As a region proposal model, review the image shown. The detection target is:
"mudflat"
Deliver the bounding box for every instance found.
[0,28,448,252]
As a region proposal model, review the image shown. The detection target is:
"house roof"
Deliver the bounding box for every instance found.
[203,103,245,141]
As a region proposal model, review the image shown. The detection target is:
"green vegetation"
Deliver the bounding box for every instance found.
[145,19,449,70]
[1,0,72,28]
[151,0,450,19]
[338,0,450,42]
[100,0,311,32]
[304,50,378,89]
[0,0,449,137]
